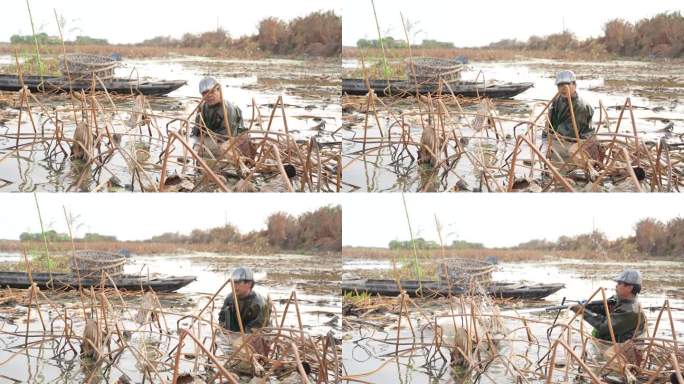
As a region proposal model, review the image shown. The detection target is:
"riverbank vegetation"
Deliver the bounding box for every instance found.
[2,10,340,60]
[345,11,684,62]
[0,205,341,257]
[345,216,684,261]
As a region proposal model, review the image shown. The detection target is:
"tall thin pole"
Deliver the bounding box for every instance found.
[33,193,52,285]
[25,0,43,80]
[370,0,390,80]
[401,193,422,290]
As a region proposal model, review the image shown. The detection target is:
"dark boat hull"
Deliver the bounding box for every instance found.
[0,271,196,292]
[342,279,563,300]
[342,78,533,98]
[0,74,186,96]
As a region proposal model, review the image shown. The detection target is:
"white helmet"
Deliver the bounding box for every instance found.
[231,266,254,282]
[555,70,576,85]
[613,268,642,286]
[199,76,219,94]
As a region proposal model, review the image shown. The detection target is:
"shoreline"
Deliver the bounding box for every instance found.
[0,240,340,258]
[342,247,680,263]
[342,47,684,64]
[0,43,340,61]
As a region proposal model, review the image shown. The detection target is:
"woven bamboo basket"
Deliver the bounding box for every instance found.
[405,57,463,84]
[437,257,496,285]
[59,54,120,80]
[69,250,125,277]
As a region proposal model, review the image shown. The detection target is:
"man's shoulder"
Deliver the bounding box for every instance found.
[223,100,241,111]
[251,291,268,305]
[575,94,593,109]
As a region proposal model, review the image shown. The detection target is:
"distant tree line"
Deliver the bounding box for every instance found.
[139,11,341,57]
[20,230,69,242]
[487,11,684,58]
[18,206,341,253]
[20,231,116,242]
[10,33,108,45]
[388,238,484,250]
[632,218,684,257]
[515,217,684,258]
[255,11,341,56]
[8,11,340,57]
[516,230,611,252]
[147,205,342,252]
[357,37,407,49]
[264,205,341,251]
[357,37,454,49]
[602,12,684,57]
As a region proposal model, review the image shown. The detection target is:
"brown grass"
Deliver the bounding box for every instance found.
[343,46,619,62]
[0,43,341,61]
[0,240,341,259]
[0,254,70,273]
[342,246,647,262]
[343,46,684,63]
[0,240,268,255]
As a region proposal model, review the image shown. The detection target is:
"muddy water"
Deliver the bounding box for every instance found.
[0,252,340,382]
[342,59,684,192]
[343,257,684,383]
[0,56,341,191]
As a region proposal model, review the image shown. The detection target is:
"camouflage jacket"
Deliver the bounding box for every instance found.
[548,93,594,139]
[583,296,646,343]
[218,290,270,332]
[192,100,246,139]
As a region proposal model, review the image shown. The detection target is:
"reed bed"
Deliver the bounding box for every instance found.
[343,47,623,62]
[0,265,340,383]
[342,286,684,383]
[342,79,683,192]
[0,68,340,192]
[0,240,279,256]
[341,247,647,263]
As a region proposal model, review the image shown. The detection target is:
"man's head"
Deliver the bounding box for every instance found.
[199,76,221,106]
[555,70,577,98]
[231,266,255,298]
[613,268,642,299]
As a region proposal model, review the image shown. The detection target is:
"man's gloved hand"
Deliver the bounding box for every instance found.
[218,308,226,324]
[569,301,587,313]
[218,302,234,327]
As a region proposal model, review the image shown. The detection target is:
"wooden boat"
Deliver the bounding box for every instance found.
[0,74,186,96]
[342,78,533,98]
[0,271,196,292]
[342,279,564,299]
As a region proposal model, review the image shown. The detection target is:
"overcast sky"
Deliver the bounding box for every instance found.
[3,0,341,44]
[0,194,335,240]
[343,194,684,248]
[343,0,683,47]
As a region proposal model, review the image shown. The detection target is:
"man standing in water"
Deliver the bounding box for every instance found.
[192,76,246,140]
[570,268,647,342]
[548,70,594,140]
[545,70,600,165]
[218,267,270,332]
[191,76,256,161]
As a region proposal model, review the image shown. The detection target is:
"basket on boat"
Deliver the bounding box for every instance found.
[404,57,463,84]
[437,257,496,285]
[59,54,120,80]
[69,250,125,277]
